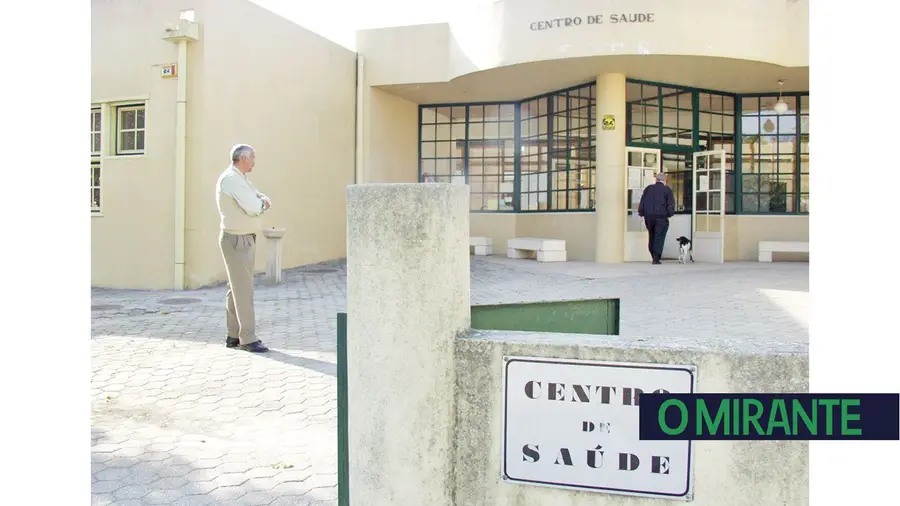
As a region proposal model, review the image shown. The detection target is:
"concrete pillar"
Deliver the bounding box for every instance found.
[594,73,627,263]
[346,183,470,506]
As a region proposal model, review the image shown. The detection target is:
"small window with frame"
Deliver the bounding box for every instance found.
[91,107,101,155]
[116,104,146,155]
[91,160,102,213]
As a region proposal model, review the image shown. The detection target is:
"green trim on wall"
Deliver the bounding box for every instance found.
[471,298,620,336]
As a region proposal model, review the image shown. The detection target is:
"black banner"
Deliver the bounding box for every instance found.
[639,394,900,440]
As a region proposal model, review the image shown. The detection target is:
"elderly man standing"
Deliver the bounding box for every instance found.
[216,144,271,352]
[637,172,676,265]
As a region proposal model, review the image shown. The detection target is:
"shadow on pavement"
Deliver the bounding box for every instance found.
[254,350,336,377]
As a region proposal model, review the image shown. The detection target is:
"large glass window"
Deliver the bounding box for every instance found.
[741,96,802,213]
[419,81,808,215]
[627,82,693,147]
[520,97,549,210]
[468,104,516,211]
[800,95,809,213]
[627,82,660,144]
[698,92,736,213]
[421,83,595,212]
[420,106,465,185]
[661,88,693,147]
[628,82,694,213]
[550,85,595,210]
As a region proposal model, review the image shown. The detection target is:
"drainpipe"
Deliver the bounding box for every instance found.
[164,18,199,289]
[173,38,188,290]
[354,55,365,184]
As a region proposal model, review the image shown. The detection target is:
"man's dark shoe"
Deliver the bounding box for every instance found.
[226,337,239,348]
[652,259,661,265]
[240,340,269,353]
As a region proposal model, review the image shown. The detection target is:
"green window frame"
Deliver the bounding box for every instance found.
[418,79,809,215]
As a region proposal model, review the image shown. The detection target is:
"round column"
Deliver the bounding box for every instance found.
[594,73,627,263]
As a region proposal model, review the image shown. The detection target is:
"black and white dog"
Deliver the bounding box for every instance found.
[676,236,694,264]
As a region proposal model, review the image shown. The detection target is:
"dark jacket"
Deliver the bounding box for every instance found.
[638,182,675,219]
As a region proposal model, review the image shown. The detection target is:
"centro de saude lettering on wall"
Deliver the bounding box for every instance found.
[530,13,656,31]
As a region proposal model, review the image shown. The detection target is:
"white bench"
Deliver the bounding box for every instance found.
[507,238,567,262]
[758,241,809,262]
[470,236,492,256]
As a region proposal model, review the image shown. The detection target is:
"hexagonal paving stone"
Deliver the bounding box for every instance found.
[245,466,280,479]
[143,488,187,504]
[238,490,278,505]
[209,485,247,501]
[93,465,128,481]
[91,481,121,495]
[157,463,195,478]
[271,481,311,497]
[151,476,189,490]
[90,493,115,505]
[170,495,216,506]
[112,484,152,500]
[215,461,253,475]
[269,497,310,506]
[212,472,249,488]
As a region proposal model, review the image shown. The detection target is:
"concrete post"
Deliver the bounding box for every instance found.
[594,73,628,263]
[262,227,286,285]
[346,183,470,506]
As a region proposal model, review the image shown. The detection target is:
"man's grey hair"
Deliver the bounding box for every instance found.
[656,172,667,182]
[231,144,254,163]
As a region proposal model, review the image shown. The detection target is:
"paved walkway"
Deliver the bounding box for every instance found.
[91,258,808,505]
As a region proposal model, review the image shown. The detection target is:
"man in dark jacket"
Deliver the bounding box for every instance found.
[638,172,676,265]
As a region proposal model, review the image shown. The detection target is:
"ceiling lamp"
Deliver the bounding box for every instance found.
[773,79,789,114]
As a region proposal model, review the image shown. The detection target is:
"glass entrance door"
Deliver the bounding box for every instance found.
[624,147,661,262]
[692,150,726,263]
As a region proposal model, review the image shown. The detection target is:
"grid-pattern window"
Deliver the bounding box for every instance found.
[698,92,736,213]
[549,85,595,210]
[520,97,550,210]
[660,88,693,147]
[91,161,101,212]
[91,108,102,155]
[628,83,660,144]
[627,83,693,148]
[91,107,101,213]
[741,96,800,213]
[116,104,146,155]
[418,81,809,216]
[468,104,515,211]
[800,95,809,213]
[420,107,466,184]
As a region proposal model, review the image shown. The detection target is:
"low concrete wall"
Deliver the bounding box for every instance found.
[454,332,808,506]
[347,183,808,506]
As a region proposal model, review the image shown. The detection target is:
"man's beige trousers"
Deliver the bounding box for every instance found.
[219,231,257,344]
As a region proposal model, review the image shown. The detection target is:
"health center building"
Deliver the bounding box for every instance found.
[91,0,809,290]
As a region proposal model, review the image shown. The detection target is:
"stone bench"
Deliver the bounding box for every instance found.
[470,236,492,256]
[758,240,809,262]
[507,238,566,262]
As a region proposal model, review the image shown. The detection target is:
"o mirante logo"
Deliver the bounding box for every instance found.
[638,394,900,441]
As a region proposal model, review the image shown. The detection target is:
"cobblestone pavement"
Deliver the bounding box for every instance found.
[91,257,808,505]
